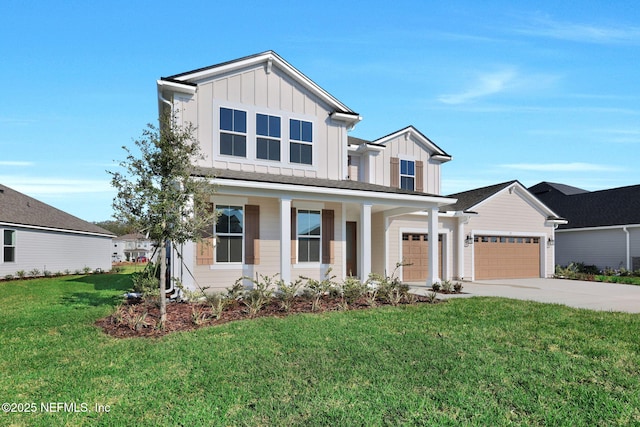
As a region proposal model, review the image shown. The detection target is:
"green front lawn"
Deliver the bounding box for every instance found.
[1,273,639,426]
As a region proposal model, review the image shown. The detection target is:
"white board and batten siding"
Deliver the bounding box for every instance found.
[0,226,112,277]
[174,64,348,182]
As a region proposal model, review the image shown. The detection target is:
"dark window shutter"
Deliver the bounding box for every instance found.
[322,209,335,264]
[245,205,260,265]
[290,207,297,264]
[196,203,215,265]
[415,160,424,192]
[390,157,400,188]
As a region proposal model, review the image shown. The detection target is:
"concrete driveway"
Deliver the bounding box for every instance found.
[409,278,640,313]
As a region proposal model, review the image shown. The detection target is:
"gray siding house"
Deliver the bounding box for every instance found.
[530,182,640,271]
[0,184,115,277]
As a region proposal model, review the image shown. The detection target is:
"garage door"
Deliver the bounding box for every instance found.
[474,236,540,280]
[402,234,442,281]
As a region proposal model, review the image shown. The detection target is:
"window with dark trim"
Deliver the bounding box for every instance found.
[3,230,15,262]
[215,205,243,263]
[290,119,312,165]
[256,113,281,161]
[220,107,247,157]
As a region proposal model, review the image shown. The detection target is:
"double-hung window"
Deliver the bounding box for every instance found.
[220,107,247,157]
[216,206,243,263]
[256,114,281,161]
[289,119,313,165]
[400,160,415,191]
[3,230,15,263]
[297,210,320,262]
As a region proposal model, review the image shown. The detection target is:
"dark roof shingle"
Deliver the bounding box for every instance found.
[0,184,114,236]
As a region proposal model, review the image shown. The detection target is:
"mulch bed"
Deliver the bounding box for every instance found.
[96,295,443,339]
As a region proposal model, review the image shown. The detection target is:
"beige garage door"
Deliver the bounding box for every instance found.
[402,234,442,281]
[474,236,540,280]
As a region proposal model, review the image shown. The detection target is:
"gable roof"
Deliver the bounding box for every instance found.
[530,182,640,229]
[159,50,360,120]
[0,184,114,237]
[371,126,452,162]
[442,180,566,222]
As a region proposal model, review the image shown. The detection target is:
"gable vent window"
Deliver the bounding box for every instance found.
[289,119,313,165]
[220,107,247,157]
[256,113,281,161]
[400,160,415,191]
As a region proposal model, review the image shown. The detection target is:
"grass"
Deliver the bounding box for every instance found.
[595,275,640,286]
[1,273,639,426]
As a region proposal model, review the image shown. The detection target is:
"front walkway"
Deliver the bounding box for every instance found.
[408,278,640,313]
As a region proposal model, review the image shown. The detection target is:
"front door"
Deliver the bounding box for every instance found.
[346,221,358,277]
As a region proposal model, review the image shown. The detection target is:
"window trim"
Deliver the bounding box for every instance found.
[256,112,281,162]
[289,118,313,165]
[219,107,247,158]
[400,159,416,191]
[214,205,244,264]
[296,209,321,263]
[2,229,16,263]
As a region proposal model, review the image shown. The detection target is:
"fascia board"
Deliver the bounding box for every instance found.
[156,79,197,95]
[172,52,355,114]
[373,126,449,157]
[0,222,115,238]
[556,223,640,233]
[468,182,560,219]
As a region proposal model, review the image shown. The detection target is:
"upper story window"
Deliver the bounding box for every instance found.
[3,230,15,263]
[220,107,247,157]
[215,205,244,263]
[289,119,313,165]
[400,160,415,190]
[297,210,320,262]
[256,113,281,161]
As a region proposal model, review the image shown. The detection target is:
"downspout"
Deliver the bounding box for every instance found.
[623,226,630,270]
[157,87,178,297]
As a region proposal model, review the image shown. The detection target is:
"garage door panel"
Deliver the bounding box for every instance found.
[402,234,442,281]
[474,236,540,280]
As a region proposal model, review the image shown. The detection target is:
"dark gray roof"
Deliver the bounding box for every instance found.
[0,184,114,236]
[529,181,589,196]
[530,182,640,229]
[440,181,518,212]
[441,180,565,221]
[191,167,445,198]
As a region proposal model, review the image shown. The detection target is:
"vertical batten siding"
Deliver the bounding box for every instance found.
[0,228,112,277]
[371,134,440,193]
[371,213,386,276]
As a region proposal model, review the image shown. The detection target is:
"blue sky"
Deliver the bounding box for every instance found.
[2,1,639,222]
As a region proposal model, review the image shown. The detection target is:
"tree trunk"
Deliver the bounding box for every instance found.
[159,240,167,328]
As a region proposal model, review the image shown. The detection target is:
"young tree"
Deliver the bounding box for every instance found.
[109,113,216,327]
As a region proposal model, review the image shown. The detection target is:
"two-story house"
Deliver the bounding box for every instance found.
[156,51,564,291]
[112,233,155,263]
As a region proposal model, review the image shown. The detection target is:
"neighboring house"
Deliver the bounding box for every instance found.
[156,51,562,290]
[112,233,155,263]
[0,184,115,276]
[530,182,640,271]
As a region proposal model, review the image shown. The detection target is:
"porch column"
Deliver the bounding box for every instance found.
[427,206,440,286]
[280,197,292,283]
[360,203,372,280]
[457,216,466,280]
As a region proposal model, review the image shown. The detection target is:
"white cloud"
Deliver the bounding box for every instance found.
[0,161,34,167]
[516,16,640,44]
[499,162,622,172]
[0,176,113,195]
[438,69,518,104]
